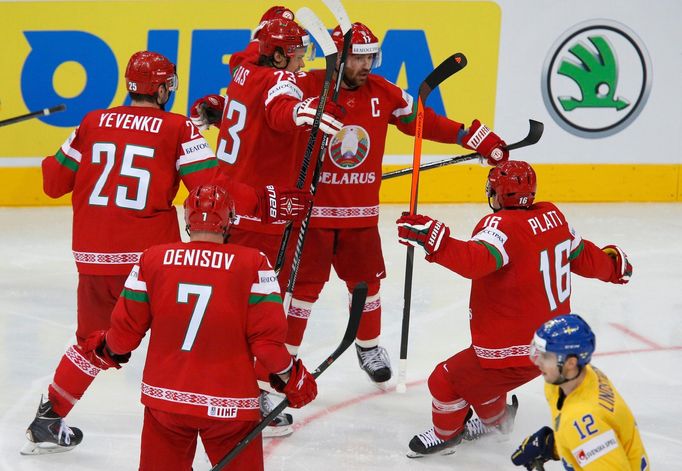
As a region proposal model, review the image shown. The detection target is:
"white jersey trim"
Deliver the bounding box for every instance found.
[141,382,260,411]
[265,80,303,107]
[251,270,280,295]
[178,137,215,167]
[392,89,414,118]
[61,129,82,162]
[473,344,531,360]
[569,225,583,251]
[124,265,147,292]
[311,205,379,219]
[471,226,510,266]
[73,251,141,265]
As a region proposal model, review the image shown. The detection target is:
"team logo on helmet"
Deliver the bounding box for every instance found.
[328,125,370,170]
[542,20,652,138]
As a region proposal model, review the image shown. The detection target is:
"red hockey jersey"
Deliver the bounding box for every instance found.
[427,202,618,368]
[42,106,259,276]
[216,63,310,234]
[106,240,292,421]
[296,71,463,229]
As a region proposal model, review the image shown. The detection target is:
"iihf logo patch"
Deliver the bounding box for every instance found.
[328,125,370,170]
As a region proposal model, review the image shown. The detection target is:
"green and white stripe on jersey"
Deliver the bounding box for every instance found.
[120,264,149,303]
[248,269,282,305]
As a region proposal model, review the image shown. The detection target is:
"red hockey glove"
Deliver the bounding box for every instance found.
[259,184,312,224]
[396,213,450,256]
[460,119,509,166]
[269,359,318,408]
[602,245,632,284]
[294,97,345,136]
[77,330,131,370]
[511,426,558,470]
[189,94,225,130]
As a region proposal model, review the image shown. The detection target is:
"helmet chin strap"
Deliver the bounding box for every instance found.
[488,196,500,213]
[157,90,172,111]
[552,362,583,385]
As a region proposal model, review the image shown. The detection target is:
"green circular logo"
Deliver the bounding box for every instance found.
[542,20,652,138]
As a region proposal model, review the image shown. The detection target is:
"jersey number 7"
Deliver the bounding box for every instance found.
[177,283,213,351]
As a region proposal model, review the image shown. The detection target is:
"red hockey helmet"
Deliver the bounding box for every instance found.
[486,160,537,209]
[331,22,382,67]
[125,51,177,96]
[253,5,295,39]
[184,185,235,235]
[258,18,311,58]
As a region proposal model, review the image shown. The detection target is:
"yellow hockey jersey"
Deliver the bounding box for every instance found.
[545,365,649,470]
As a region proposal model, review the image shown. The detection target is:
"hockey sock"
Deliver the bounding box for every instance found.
[428,364,470,439]
[472,394,507,427]
[48,346,101,417]
[285,298,314,354]
[353,281,381,344]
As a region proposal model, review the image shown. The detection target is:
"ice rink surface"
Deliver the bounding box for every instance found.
[1,202,680,470]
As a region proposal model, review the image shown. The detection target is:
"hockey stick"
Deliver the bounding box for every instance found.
[397,53,467,394]
[382,119,544,180]
[278,0,353,314]
[210,281,368,471]
[0,104,66,127]
[273,6,340,275]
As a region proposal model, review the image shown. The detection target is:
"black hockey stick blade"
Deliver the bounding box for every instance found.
[0,104,66,128]
[210,282,367,471]
[381,119,544,180]
[418,53,467,102]
[312,281,366,377]
[508,119,543,150]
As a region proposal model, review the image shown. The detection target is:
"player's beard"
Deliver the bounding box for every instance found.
[343,69,370,89]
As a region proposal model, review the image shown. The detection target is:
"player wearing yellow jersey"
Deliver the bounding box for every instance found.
[511,314,649,470]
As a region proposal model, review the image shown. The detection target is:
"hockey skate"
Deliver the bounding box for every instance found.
[463,394,519,441]
[356,344,392,388]
[20,396,83,455]
[407,428,464,458]
[259,391,294,438]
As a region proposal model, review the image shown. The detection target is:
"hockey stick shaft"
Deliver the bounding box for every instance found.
[397,53,467,393]
[210,282,368,471]
[280,5,353,306]
[382,119,544,180]
[274,6,340,275]
[0,104,66,127]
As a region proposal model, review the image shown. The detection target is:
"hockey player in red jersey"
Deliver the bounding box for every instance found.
[284,22,509,388]
[190,17,344,281]
[26,50,311,454]
[21,185,318,468]
[396,160,633,457]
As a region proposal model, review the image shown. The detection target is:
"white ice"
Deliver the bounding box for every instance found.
[1,203,681,470]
